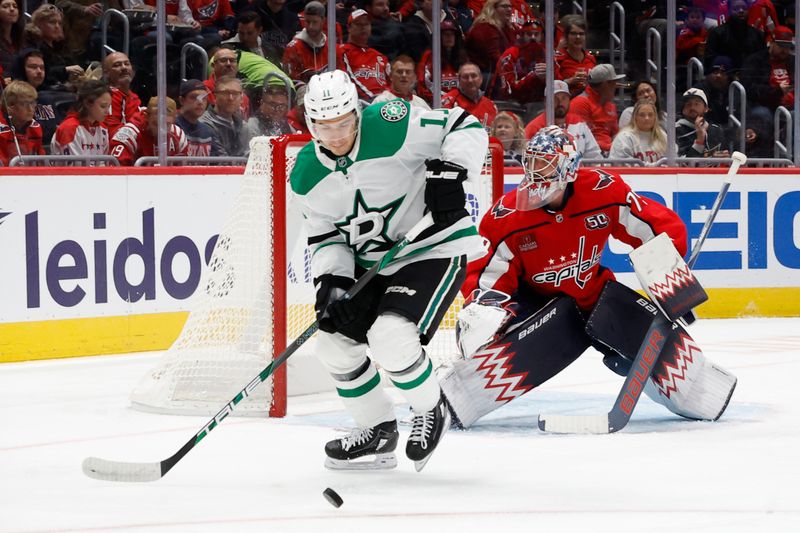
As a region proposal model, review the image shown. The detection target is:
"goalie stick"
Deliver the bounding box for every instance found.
[538,151,747,434]
[82,214,435,482]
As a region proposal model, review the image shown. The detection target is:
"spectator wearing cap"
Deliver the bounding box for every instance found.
[524,79,601,159]
[176,79,220,159]
[740,25,795,113]
[569,63,624,154]
[676,87,729,158]
[282,1,329,83]
[242,0,301,65]
[441,61,497,126]
[417,19,466,103]
[365,0,407,61]
[402,0,449,63]
[373,54,431,109]
[223,11,267,58]
[336,9,389,102]
[618,80,667,132]
[554,14,596,98]
[705,0,766,71]
[489,18,545,103]
[676,7,708,66]
[464,0,516,78]
[199,75,250,158]
[109,96,189,166]
[694,56,736,127]
[247,85,297,137]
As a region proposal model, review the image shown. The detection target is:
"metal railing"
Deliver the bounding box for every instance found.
[263,71,295,108]
[727,81,747,153]
[180,42,208,82]
[678,157,793,168]
[645,27,662,96]
[101,9,130,59]
[8,155,121,166]
[133,156,248,166]
[609,2,626,98]
[686,57,704,91]
[774,106,793,159]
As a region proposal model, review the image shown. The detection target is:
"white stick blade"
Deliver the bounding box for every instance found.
[538,414,610,434]
[82,457,162,482]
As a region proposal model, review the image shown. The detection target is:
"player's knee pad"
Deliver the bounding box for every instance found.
[366,312,422,372]
[315,330,369,375]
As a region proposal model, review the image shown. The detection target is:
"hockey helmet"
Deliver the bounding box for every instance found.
[304,70,361,144]
[517,125,581,210]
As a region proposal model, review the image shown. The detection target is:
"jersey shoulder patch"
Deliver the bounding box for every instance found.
[356,100,410,162]
[290,142,331,196]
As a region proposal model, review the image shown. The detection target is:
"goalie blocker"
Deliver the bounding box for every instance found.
[442,281,736,428]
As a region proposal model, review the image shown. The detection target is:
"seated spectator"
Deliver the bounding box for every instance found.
[102,52,141,139]
[286,81,309,135]
[0,0,26,76]
[446,0,473,35]
[223,11,268,58]
[618,80,668,131]
[200,76,250,157]
[490,18,546,103]
[204,47,251,119]
[747,0,780,36]
[0,80,45,165]
[176,78,220,158]
[705,0,766,70]
[8,48,62,146]
[402,0,447,63]
[187,0,236,49]
[50,78,111,165]
[694,56,735,128]
[441,62,497,126]
[466,0,532,37]
[243,0,301,65]
[366,0,407,60]
[110,96,188,165]
[524,80,601,159]
[676,6,708,66]
[56,1,120,64]
[25,3,85,91]
[609,100,670,165]
[740,26,795,116]
[569,64,623,155]
[337,9,389,102]
[489,110,525,166]
[373,54,431,109]
[235,48,293,100]
[676,87,729,158]
[554,14,595,97]
[282,1,328,84]
[417,19,465,103]
[246,85,296,137]
[464,0,516,79]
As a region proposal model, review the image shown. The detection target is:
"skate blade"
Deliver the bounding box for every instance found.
[413,410,451,472]
[324,453,398,471]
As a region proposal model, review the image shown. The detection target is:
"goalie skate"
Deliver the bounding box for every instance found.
[406,394,451,472]
[324,420,399,471]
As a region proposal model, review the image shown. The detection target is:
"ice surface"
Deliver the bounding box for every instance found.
[2,318,799,532]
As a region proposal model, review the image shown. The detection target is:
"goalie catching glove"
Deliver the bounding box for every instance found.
[424,158,469,225]
[456,289,515,357]
[314,274,357,334]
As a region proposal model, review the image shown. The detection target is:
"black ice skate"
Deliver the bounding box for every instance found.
[406,394,451,472]
[324,420,399,470]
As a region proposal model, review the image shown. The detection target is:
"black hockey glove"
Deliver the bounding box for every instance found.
[314,274,357,334]
[424,158,469,225]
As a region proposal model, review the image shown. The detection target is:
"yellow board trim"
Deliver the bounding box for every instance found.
[1,288,799,363]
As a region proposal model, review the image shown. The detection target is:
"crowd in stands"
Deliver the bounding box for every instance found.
[0,0,796,166]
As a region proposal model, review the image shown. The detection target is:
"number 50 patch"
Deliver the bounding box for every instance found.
[585,213,609,230]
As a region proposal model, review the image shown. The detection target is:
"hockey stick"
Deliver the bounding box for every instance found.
[538,152,747,434]
[82,213,435,482]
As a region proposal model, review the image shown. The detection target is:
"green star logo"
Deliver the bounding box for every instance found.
[380,101,408,122]
[335,190,405,255]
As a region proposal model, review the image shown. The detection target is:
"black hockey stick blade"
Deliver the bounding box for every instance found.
[538,313,672,434]
[82,214,434,482]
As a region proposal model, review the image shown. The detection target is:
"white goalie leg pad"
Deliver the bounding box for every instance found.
[456,302,511,357]
[644,334,737,421]
[439,362,502,428]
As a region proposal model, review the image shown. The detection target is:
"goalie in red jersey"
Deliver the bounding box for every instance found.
[441,126,737,428]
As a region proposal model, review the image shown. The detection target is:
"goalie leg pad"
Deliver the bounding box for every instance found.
[441,296,590,428]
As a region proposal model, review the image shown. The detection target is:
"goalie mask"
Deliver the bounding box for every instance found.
[304,70,361,150]
[517,126,581,211]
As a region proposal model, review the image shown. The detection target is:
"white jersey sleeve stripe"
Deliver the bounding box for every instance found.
[478,240,514,291]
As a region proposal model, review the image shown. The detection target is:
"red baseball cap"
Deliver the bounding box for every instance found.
[772,26,795,51]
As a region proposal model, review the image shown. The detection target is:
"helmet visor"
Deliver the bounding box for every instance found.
[516,153,565,211]
[310,112,358,146]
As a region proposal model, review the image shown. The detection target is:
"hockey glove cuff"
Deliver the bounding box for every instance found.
[424,158,469,225]
[314,274,357,334]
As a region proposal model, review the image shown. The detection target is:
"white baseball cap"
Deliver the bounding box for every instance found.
[683,87,708,106]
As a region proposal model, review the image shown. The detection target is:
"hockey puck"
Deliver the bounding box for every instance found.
[323,487,343,508]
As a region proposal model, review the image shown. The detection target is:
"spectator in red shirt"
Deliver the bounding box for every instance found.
[676,7,708,65]
[747,0,780,37]
[417,19,466,103]
[441,61,497,126]
[336,9,389,102]
[741,25,795,112]
[187,0,236,45]
[373,54,431,109]
[569,63,624,154]
[282,1,329,84]
[554,14,596,97]
[464,0,516,77]
[490,18,546,103]
[102,52,141,138]
[110,96,188,166]
[0,79,44,165]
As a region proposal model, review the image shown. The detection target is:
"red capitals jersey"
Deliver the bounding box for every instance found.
[416,49,459,102]
[336,43,389,101]
[554,49,596,97]
[105,87,142,139]
[282,36,329,83]
[188,0,234,28]
[491,42,546,102]
[109,113,189,166]
[441,89,498,127]
[463,167,688,312]
[0,113,45,165]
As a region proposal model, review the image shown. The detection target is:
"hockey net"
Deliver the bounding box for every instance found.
[130,134,503,417]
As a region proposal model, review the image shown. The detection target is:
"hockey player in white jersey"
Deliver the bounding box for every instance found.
[289,70,488,471]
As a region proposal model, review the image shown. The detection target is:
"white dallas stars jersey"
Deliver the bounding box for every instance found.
[289,100,489,281]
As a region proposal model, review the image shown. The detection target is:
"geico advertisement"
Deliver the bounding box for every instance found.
[0,173,239,322]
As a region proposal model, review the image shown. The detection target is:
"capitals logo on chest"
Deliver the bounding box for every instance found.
[531,235,601,289]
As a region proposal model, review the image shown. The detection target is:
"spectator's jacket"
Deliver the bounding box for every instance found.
[0,113,45,165]
[175,115,220,158]
[336,43,390,101]
[416,49,459,102]
[109,113,189,165]
[676,25,708,65]
[441,88,497,126]
[203,75,251,120]
[188,0,235,29]
[676,117,728,157]
[464,22,515,73]
[368,16,407,60]
[105,86,142,139]
[740,48,795,111]
[747,0,780,36]
[245,2,301,62]
[490,41,546,103]
[372,89,431,110]
[286,107,309,135]
[50,112,110,164]
[569,86,619,153]
[282,29,329,83]
[402,9,439,62]
[704,17,766,70]
[467,0,532,31]
[608,128,667,164]
[554,48,597,97]
[198,107,249,157]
